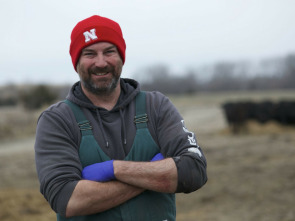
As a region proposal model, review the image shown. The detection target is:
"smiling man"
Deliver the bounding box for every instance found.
[76,42,123,110]
[34,15,207,221]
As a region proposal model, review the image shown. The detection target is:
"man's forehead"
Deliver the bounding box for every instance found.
[82,42,117,51]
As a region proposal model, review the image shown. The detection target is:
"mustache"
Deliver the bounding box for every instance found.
[89,66,114,74]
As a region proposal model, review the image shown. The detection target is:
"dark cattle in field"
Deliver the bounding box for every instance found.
[222,101,254,133]
[274,101,295,125]
[251,101,276,123]
[222,100,295,133]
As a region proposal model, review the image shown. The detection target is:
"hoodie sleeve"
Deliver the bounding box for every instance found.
[147,92,207,193]
[34,102,82,216]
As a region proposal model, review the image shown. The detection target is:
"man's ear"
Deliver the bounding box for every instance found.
[75,60,80,73]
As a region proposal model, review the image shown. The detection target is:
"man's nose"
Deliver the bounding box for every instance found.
[94,54,107,67]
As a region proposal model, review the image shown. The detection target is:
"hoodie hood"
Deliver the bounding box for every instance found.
[66,78,141,149]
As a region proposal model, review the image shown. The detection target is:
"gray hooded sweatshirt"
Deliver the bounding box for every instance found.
[34,78,207,217]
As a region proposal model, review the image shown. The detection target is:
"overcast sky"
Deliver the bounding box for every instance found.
[1,0,295,85]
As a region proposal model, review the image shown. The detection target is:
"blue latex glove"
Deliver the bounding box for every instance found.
[82,160,115,182]
[151,153,164,162]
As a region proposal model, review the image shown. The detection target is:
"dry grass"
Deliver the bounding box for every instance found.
[0,106,41,140]
[0,90,295,221]
[0,189,54,221]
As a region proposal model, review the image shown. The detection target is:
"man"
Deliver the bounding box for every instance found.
[35,15,207,220]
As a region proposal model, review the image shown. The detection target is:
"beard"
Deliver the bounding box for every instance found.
[79,65,121,96]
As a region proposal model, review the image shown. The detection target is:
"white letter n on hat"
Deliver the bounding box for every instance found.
[83,29,98,43]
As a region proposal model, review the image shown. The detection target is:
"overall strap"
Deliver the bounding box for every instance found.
[64,100,93,136]
[134,91,148,129]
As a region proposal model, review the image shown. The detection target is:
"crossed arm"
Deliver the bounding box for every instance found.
[66,158,178,217]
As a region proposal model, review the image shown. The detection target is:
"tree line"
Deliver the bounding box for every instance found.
[0,84,69,110]
[137,53,295,94]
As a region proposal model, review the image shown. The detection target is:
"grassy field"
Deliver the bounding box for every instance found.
[0,90,295,221]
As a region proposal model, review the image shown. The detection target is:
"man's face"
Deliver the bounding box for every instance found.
[76,42,123,95]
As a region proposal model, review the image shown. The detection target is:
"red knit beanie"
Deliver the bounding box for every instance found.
[69,15,126,70]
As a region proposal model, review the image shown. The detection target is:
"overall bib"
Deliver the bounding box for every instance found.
[58,92,176,221]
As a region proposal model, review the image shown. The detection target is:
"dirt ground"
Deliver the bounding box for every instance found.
[0,90,295,221]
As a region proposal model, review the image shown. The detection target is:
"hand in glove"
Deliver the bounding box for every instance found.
[82,160,115,182]
[151,153,164,162]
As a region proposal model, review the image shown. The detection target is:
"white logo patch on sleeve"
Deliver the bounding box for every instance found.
[181,120,197,145]
[188,147,202,157]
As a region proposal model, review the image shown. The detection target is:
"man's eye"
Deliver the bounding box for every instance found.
[81,51,95,56]
[105,50,115,54]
